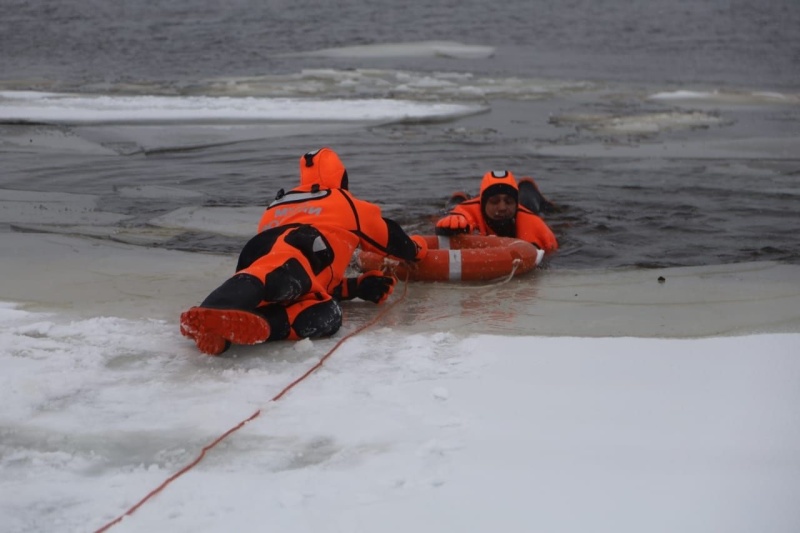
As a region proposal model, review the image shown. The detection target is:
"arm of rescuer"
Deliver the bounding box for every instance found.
[516,208,559,253]
[333,216,428,304]
[434,203,478,236]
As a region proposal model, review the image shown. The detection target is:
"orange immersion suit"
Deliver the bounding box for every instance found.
[181,147,426,355]
[435,170,558,253]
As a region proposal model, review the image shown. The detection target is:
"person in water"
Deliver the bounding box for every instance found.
[180,147,428,355]
[435,170,558,253]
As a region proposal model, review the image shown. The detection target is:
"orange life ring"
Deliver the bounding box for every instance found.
[357,234,544,282]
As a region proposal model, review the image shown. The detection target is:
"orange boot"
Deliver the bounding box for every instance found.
[180,307,271,355]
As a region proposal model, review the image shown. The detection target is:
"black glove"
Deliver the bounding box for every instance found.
[356,270,397,304]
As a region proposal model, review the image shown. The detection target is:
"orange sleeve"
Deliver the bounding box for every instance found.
[351,198,420,261]
[351,198,388,248]
[440,201,482,229]
[516,211,558,252]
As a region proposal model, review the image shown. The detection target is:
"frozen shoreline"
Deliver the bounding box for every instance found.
[2,231,798,338]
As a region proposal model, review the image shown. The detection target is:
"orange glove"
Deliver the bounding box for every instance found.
[410,235,428,262]
[435,214,472,235]
[356,270,397,304]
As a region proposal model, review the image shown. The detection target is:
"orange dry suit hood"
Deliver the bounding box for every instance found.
[479,170,519,237]
[298,147,349,190]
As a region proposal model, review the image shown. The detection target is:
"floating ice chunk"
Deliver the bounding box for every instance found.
[148,206,264,237]
[648,89,799,105]
[0,91,488,126]
[283,41,495,60]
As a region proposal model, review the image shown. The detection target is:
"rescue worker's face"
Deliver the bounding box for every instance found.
[484,193,517,221]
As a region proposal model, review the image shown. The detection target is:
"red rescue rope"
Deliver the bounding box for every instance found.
[93,278,408,533]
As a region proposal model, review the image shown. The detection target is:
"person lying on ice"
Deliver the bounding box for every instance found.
[435,170,559,254]
[180,147,428,355]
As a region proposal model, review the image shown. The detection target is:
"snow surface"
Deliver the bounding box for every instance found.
[2,297,799,533]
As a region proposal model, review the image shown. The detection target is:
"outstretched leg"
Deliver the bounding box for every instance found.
[180,272,272,355]
[200,273,266,309]
[180,250,329,354]
[180,223,341,355]
[180,256,309,356]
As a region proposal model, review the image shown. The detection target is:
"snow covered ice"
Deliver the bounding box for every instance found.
[2,236,799,533]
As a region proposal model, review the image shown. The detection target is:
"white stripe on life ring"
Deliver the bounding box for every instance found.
[438,235,451,249]
[449,249,462,281]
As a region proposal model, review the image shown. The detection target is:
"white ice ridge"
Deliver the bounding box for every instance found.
[0,91,487,125]
[648,89,799,105]
[204,69,594,101]
[281,40,496,59]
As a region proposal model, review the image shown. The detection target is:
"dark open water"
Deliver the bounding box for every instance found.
[1,0,799,270]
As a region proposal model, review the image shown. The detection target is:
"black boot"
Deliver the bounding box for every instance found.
[200,273,266,310]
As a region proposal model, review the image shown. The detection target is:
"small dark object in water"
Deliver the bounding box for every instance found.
[518,178,559,215]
